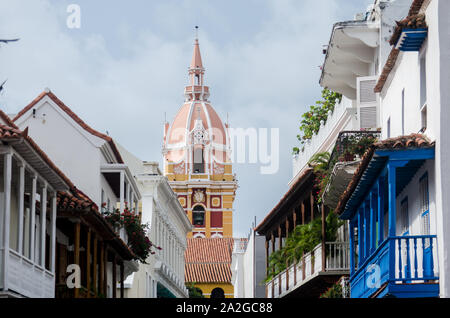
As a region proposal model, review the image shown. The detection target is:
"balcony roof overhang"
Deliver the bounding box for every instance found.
[340,147,435,220]
[320,21,379,100]
[101,164,142,200]
[255,169,314,235]
[6,140,71,191]
[323,160,361,210]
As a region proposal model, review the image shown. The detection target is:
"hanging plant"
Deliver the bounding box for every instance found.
[102,204,161,263]
[293,89,342,155]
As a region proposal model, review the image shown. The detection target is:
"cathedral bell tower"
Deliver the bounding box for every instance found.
[162,36,238,239]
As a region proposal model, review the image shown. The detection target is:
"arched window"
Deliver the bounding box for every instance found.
[193,148,205,173]
[192,205,205,227]
[211,287,225,298]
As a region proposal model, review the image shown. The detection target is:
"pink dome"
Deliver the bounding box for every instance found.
[166,101,227,146]
[163,38,231,169]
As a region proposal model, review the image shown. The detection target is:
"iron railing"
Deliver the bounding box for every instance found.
[328,130,381,169]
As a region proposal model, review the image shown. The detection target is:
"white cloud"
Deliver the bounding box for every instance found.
[0,0,366,238]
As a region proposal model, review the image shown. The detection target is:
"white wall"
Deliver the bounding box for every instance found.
[380,51,425,140]
[242,233,255,298]
[434,0,450,298]
[380,0,450,297]
[15,100,103,203]
[121,159,190,298]
[395,160,436,237]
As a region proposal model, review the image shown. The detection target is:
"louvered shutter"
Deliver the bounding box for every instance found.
[357,76,379,129]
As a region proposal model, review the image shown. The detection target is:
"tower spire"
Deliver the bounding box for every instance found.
[190,26,203,70]
[185,27,209,101]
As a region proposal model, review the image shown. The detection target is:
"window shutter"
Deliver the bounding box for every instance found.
[400,199,409,234]
[359,79,377,103]
[357,76,379,129]
[360,106,377,129]
[210,211,223,228]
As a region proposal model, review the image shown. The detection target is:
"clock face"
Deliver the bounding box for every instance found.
[193,190,205,203]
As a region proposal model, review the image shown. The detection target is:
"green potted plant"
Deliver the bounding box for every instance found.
[102,205,160,263]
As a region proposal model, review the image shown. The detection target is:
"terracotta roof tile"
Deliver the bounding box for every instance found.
[335,134,434,215]
[185,263,232,284]
[57,189,136,260]
[255,168,313,234]
[0,110,19,129]
[0,113,76,191]
[57,190,97,212]
[0,123,22,139]
[184,238,234,283]
[375,0,426,93]
[389,14,427,46]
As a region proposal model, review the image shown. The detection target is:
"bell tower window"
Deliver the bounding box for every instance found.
[192,205,205,227]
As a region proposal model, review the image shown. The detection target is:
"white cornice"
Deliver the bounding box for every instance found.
[139,173,192,232]
[101,163,142,200]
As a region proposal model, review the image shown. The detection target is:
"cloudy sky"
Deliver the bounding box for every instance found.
[0,0,374,237]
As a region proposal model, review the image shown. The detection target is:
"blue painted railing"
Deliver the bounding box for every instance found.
[350,235,438,298]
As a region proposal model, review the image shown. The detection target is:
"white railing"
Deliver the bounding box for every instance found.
[292,97,355,179]
[393,236,439,283]
[326,242,350,271]
[6,249,55,298]
[266,242,350,298]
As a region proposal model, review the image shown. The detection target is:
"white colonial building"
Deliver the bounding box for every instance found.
[0,111,70,298]
[12,89,141,214]
[11,90,141,297]
[117,145,191,298]
[231,230,266,298]
[322,0,450,298]
[292,0,412,185]
[371,0,450,298]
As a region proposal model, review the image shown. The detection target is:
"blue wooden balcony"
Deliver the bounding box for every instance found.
[338,138,439,298]
[350,235,439,298]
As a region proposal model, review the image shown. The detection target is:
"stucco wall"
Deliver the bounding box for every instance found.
[435,0,450,298]
[16,100,103,203]
[395,160,436,237]
[380,0,450,297]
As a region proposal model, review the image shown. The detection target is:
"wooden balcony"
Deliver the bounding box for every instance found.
[1,249,55,298]
[350,235,439,298]
[266,241,349,298]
